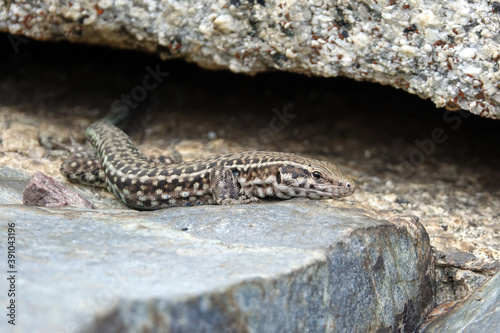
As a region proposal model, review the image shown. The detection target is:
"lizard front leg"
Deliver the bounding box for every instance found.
[210,167,259,205]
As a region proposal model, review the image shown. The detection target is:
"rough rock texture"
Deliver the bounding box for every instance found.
[0,185,434,332]
[23,171,94,208]
[1,0,499,118]
[421,271,500,333]
[433,249,500,305]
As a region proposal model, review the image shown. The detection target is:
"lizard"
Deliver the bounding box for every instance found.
[61,121,356,210]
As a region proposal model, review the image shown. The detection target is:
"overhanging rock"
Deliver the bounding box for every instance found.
[1,201,435,332]
[1,0,499,118]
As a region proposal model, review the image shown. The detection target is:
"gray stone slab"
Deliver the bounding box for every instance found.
[0,167,29,206]
[0,199,434,333]
[421,271,500,333]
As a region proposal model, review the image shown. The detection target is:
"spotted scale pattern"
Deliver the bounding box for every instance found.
[61,121,356,210]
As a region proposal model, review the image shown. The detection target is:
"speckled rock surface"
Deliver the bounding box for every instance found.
[1,0,499,118]
[420,271,500,333]
[0,197,434,332]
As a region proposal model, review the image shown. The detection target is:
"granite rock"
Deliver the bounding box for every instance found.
[1,0,499,118]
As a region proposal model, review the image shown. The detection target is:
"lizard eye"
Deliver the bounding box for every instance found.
[312,171,322,180]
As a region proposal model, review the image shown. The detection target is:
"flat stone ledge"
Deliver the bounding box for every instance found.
[1,200,433,332]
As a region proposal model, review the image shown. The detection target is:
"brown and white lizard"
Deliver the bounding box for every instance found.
[61,121,356,209]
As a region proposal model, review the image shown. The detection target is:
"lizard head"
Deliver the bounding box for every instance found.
[279,159,356,199]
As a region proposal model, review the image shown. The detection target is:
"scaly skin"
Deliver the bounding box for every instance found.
[61,121,356,209]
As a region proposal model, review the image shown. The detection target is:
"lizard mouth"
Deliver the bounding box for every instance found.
[298,181,356,199]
